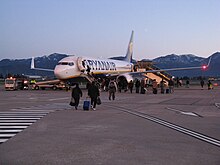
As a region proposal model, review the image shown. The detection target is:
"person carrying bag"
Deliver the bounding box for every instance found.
[97,96,101,105]
[70,83,82,110]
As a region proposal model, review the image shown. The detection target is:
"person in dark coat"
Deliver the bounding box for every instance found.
[108,80,117,100]
[128,80,134,93]
[168,78,174,93]
[71,83,83,110]
[152,79,158,94]
[160,79,165,94]
[135,79,141,93]
[200,79,205,88]
[140,79,146,94]
[88,81,100,110]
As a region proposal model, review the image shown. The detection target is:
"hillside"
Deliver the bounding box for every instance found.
[0,52,219,78]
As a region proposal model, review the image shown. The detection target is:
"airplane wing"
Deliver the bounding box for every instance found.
[144,66,205,73]
[140,56,212,74]
[31,57,54,72]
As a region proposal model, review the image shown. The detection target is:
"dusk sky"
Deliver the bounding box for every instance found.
[1,0,220,60]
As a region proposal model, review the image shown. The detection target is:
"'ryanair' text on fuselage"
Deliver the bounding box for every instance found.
[84,60,116,71]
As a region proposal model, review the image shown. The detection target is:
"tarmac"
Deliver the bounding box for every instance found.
[0,85,220,165]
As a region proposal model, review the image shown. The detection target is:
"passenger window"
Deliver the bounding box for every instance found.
[69,62,74,66]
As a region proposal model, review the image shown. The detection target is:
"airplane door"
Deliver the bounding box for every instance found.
[77,57,85,72]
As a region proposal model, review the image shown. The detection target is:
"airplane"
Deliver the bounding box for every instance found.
[31,31,211,84]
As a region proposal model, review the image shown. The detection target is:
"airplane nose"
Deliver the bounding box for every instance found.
[54,66,66,79]
[54,69,60,79]
[54,62,80,80]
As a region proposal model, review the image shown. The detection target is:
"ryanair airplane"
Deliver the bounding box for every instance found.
[31,31,210,83]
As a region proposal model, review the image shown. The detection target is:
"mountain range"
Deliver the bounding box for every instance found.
[0,52,219,78]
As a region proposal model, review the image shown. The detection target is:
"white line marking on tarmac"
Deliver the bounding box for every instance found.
[166,107,200,117]
[215,103,220,108]
[0,126,28,129]
[0,115,44,118]
[106,105,220,147]
[0,123,33,126]
[0,139,8,143]
[49,97,69,101]
[0,112,49,115]
[0,120,37,123]
[10,108,54,111]
[0,103,69,145]
[0,130,22,133]
[29,97,37,100]
[0,113,46,116]
[0,134,16,138]
[129,110,220,147]
[0,118,41,120]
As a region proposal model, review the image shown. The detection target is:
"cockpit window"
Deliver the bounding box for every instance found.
[58,62,74,66]
[58,62,68,65]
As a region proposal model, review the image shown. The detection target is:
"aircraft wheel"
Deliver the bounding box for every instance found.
[52,86,57,90]
[35,86,39,90]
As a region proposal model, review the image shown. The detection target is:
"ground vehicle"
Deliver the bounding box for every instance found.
[32,80,68,90]
[4,77,28,90]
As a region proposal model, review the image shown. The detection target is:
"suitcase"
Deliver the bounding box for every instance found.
[140,87,145,94]
[69,98,76,106]
[83,100,90,111]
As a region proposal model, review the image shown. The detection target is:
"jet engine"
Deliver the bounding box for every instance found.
[116,73,133,83]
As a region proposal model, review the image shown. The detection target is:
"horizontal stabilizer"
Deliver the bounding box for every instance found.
[31,57,54,72]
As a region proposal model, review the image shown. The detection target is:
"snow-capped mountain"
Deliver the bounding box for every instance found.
[150,53,220,77]
[0,52,219,77]
[0,53,68,77]
[152,54,204,65]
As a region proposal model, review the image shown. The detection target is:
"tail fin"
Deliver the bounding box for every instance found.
[124,30,134,63]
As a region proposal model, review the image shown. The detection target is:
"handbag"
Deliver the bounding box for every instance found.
[69,98,76,106]
[97,97,101,105]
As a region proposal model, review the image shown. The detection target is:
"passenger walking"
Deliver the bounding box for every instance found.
[128,80,134,93]
[176,77,180,88]
[118,80,123,93]
[71,83,83,110]
[207,80,213,90]
[135,79,141,93]
[140,79,146,94]
[108,80,117,100]
[186,79,190,88]
[88,81,100,110]
[86,65,91,75]
[123,80,128,92]
[168,78,174,93]
[152,79,158,94]
[160,79,165,94]
[200,79,205,88]
[179,79,183,87]
[105,78,110,92]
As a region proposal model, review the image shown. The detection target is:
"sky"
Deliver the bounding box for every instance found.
[0,0,220,61]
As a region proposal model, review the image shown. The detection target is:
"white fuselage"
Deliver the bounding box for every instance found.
[54,56,133,80]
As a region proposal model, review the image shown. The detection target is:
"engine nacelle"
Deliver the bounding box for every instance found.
[116,73,134,83]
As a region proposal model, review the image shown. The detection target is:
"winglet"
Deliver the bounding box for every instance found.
[207,56,212,67]
[124,30,134,63]
[201,56,212,70]
[31,57,35,69]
